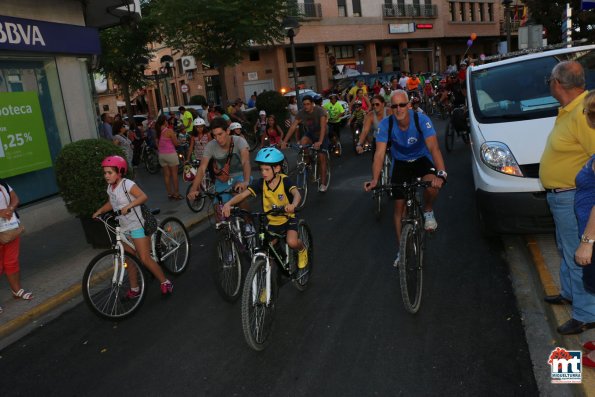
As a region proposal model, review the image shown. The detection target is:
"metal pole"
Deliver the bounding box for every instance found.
[506,5,512,53]
[162,68,171,111]
[289,30,300,110]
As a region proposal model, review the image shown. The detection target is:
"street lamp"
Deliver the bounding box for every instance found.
[160,55,174,112]
[283,17,301,109]
[502,0,512,53]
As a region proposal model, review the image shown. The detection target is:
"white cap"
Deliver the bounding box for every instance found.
[259,110,266,116]
[229,122,242,130]
[193,117,206,126]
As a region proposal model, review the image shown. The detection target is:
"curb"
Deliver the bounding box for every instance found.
[524,235,595,396]
[0,210,212,343]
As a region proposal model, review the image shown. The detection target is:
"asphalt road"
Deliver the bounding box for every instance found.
[0,117,538,396]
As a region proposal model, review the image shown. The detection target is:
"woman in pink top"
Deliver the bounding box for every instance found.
[156,115,182,199]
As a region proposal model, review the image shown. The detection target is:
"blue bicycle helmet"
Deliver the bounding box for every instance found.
[255,147,285,165]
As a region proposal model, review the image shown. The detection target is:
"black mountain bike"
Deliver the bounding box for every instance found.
[444,105,470,152]
[373,179,431,314]
[237,206,314,351]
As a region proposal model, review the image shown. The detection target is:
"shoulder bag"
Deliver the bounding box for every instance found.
[0,181,24,244]
[122,179,158,236]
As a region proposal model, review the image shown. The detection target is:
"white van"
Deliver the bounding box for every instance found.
[467,44,595,234]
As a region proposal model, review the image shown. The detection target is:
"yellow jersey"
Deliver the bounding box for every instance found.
[248,174,297,226]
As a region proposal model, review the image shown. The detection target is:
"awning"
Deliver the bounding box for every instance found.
[83,0,141,30]
[116,101,126,107]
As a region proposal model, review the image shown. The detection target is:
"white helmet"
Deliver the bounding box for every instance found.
[229,122,242,130]
[259,110,266,116]
[193,117,206,126]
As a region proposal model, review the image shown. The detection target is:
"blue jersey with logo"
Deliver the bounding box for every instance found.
[376,110,435,162]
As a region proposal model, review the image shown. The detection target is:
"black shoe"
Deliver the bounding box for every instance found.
[544,294,572,305]
[557,318,595,335]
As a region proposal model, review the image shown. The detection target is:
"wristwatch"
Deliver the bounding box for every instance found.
[437,170,448,179]
[581,234,595,244]
[356,142,362,147]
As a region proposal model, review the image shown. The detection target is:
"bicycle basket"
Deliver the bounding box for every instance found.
[183,163,197,182]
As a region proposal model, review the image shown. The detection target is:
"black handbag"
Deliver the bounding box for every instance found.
[122,179,158,236]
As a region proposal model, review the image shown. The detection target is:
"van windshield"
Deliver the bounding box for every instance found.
[469,49,595,123]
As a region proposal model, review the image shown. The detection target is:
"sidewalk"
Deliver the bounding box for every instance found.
[525,234,595,395]
[0,167,211,346]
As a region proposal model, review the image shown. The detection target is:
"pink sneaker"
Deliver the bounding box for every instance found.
[160,280,173,295]
[123,288,140,301]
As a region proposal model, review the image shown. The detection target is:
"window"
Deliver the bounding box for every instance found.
[352,0,362,16]
[449,2,455,21]
[459,2,466,22]
[331,45,354,59]
[487,3,493,21]
[0,57,71,204]
[478,3,484,21]
[338,0,347,16]
[102,104,109,111]
[469,2,475,21]
[249,51,260,61]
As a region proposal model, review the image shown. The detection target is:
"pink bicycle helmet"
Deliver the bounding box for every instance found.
[101,155,128,176]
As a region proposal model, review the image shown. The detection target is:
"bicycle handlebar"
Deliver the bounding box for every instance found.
[371,180,432,192]
[228,204,299,218]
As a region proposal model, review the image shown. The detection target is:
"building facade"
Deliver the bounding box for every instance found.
[0,0,140,231]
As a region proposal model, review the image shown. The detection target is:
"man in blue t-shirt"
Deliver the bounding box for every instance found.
[365,90,447,266]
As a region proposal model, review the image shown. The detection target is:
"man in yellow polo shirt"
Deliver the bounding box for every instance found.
[348,80,368,102]
[180,106,193,134]
[540,60,595,335]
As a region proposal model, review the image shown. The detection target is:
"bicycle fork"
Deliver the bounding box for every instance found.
[251,253,272,306]
[114,227,127,287]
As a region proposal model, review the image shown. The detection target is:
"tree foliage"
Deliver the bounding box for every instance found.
[523,0,595,44]
[151,0,294,66]
[98,1,158,117]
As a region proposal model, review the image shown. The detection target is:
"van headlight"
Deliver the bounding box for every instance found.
[480,142,523,177]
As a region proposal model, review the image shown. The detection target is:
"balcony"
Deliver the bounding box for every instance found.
[500,19,521,34]
[382,4,438,18]
[297,3,322,19]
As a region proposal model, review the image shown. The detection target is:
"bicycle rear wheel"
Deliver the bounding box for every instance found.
[444,122,455,153]
[245,131,260,152]
[293,220,314,291]
[156,217,191,275]
[82,250,146,320]
[241,257,277,351]
[295,165,308,209]
[185,184,206,212]
[212,229,244,302]
[398,224,424,314]
[145,149,160,174]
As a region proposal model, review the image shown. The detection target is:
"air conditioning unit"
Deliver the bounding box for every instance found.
[181,56,197,71]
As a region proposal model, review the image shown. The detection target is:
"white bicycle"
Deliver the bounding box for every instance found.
[82,210,190,320]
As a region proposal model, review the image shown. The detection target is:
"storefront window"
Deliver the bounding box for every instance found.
[0,56,70,204]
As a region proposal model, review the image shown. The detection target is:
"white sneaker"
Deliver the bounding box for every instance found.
[423,211,438,231]
[393,252,400,267]
[319,184,328,193]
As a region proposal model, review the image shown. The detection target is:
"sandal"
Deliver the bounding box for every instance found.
[12,288,34,300]
[171,193,183,200]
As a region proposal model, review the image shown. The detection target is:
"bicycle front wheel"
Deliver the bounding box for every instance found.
[145,150,160,174]
[245,131,260,152]
[241,257,277,351]
[295,165,308,210]
[398,224,424,314]
[82,250,146,320]
[212,229,244,302]
[185,184,206,213]
[156,217,191,275]
[318,151,331,190]
[444,122,454,153]
[293,220,314,291]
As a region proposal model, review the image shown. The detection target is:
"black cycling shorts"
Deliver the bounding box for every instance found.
[266,218,298,236]
[390,156,435,200]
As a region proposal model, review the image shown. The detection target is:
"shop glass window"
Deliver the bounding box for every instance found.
[338,0,347,16]
[0,57,70,204]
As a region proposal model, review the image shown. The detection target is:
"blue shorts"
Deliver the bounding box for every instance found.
[214,175,253,203]
[126,228,146,239]
[302,132,330,150]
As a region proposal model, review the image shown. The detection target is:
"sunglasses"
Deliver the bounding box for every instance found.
[545,76,557,85]
[391,103,409,109]
[372,103,382,107]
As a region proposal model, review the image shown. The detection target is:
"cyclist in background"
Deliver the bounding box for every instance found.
[356,95,389,154]
[280,94,329,192]
[221,147,308,269]
[92,155,173,297]
[323,93,345,151]
[364,90,446,266]
[186,118,211,162]
[348,100,366,135]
